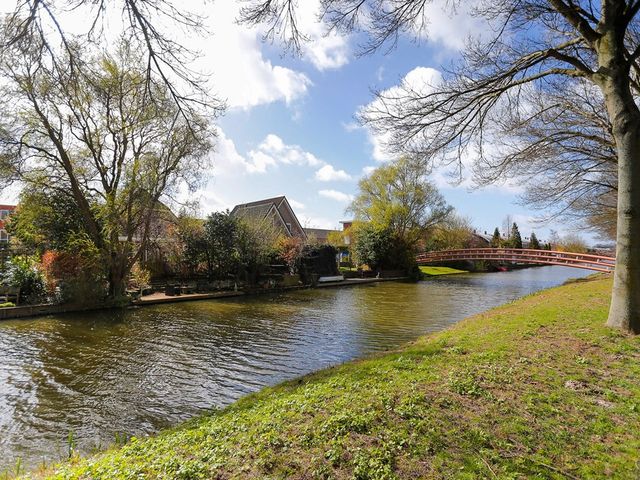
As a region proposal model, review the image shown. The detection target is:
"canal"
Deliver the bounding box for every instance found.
[0,266,592,470]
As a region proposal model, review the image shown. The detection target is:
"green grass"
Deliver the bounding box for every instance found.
[420,265,468,276]
[31,277,640,479]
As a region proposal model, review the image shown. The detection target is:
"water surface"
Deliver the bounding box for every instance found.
[0,266,591,470]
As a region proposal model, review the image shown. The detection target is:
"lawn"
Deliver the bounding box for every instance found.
[419,265,468,276]
[33,277,640,479]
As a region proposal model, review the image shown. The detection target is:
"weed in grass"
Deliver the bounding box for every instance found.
[447,369,486,397]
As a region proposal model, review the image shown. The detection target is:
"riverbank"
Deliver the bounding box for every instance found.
[32,276,639,479]
[419,265,468,276]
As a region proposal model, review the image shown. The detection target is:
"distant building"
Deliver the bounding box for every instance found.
[304,228,339,244]
[231,196,307,240]
[0,205,16,243]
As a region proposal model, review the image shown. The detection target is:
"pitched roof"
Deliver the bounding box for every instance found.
[230,196,307,239]
[230,196,286,214]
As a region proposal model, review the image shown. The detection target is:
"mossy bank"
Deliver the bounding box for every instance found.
[33,277,640,479]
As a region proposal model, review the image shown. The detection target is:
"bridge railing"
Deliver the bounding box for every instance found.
[416,248,615,273]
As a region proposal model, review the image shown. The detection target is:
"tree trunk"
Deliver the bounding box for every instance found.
[108,255,128,301]
[601,69,640,333]
[607,121,640,333]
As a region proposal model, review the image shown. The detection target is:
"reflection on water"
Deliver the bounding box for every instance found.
[0,266,591,469]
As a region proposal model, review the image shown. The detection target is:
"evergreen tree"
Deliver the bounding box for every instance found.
[510,223,523,249]
[529,232,541,250]
[490,227,501,248]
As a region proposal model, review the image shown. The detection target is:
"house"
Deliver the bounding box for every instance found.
[0,205,16,243]
[231,196,307,240]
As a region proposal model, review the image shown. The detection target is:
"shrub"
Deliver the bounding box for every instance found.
[40,236,106,305]
[1,255,46,304]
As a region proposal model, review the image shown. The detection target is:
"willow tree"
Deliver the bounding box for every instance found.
[243,0,640,334]
[0,35,213,298]
[348,157,452,249]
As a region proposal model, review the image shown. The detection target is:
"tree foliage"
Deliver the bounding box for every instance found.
[352,225,394,271]
[508,223,523,249]
[348,157,451,249]
[0,36,213,298]
[491,228,502,248]
[7,184,91,252]
[529,232,541,250]
[425,214,474,251]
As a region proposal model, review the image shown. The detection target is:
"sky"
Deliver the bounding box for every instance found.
[2,1,595,245]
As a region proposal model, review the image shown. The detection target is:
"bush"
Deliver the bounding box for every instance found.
[1,255,46,304]
[40,238,106,305]
[0,302,15,308]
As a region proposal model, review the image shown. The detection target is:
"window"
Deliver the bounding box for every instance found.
[0,210,8,220]
[0,230,8,241]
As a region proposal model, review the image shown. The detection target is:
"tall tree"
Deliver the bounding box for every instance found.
[202,212,239,279]
[491,227,502,248]
[348,156,452,249]
[510,223,523,249]
[0,37,213,298]
[529,232,541,250]
[243,0,640,333]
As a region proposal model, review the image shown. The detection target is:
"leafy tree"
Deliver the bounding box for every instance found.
[275,236,304,273]
[242,0,640,332]
[0,38,213,300]
[348,156,452,249]
[235,215,282,285]
[425,214,474,251]
[491,228,502,248]
[559,234,589,253]
[352,225,394,271]
[40,235,106,304]
[1,255,46,304]
[509,223,523,249]
[201,212,240,279]
[529,232,541,250]
[7,183,91,252]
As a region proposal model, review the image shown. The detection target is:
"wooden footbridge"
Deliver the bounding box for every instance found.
[416,248,615,273]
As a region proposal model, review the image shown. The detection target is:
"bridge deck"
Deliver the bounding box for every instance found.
[416,248,615,273]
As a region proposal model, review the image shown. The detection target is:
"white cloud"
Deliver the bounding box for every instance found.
[407,0,487,51]
[295,1,350,70]
[252,134,323,168]
[315,164,352,181]
[197,3,312,110]
[319,189,354,203]
[299,215,338,229]
[362,165,377,176]
[289,198,306,210]
[210,128,278,175]
[211,130,335,178]
[361,66,444,162]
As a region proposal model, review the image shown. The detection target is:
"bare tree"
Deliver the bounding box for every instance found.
[3,0,224,120]
[480,80,618,237]
[242,0,640,334]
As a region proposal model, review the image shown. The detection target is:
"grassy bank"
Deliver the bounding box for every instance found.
[419,266,468,276]
[37,277,640,479]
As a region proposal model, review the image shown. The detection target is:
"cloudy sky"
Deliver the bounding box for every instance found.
[6,1,586,243]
